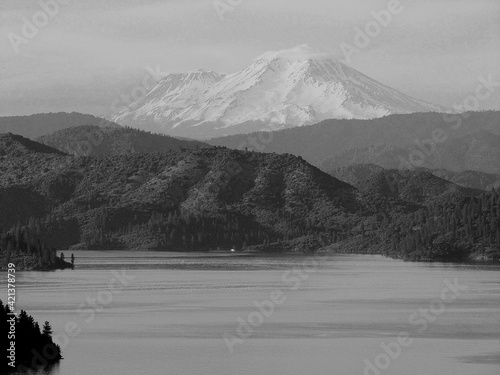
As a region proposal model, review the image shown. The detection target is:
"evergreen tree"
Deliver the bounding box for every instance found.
[42,321,52,338]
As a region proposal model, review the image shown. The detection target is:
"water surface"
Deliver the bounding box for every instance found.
[3,252,500,375]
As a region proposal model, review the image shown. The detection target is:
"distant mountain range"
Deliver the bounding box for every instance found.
[321,130,500,174]
[37,125,208,156]
[329,164,500,192]
[112,45,447,138]
[0,112,118,139]
[3,111,499,176]
[209,111,500,174]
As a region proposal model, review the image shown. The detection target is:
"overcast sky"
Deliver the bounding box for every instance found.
[0,0,499,117]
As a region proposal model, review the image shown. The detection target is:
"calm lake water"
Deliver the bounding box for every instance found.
[2,252,500,375]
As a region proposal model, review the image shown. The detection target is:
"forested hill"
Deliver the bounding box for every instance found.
[327,164,500,192]
[375,190,500,261]
[320,188,500,262]
[0,140,365,252]
[0,133,66,157]
[0,112,119,139]
[328,165,480,204]
[431,169,500,191]
[0,225,73,271]
[208,111,500,173]
[321,130,500,174]
[36,125,208,156]
[0,134,498,261]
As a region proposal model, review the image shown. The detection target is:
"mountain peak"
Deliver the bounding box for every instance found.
[189,69,221,77]
[160,70,223,81]
[112,47,448,138]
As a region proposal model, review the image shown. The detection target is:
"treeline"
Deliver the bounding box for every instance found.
[384,190,500,261]
[4,189,498,261]
[0,217,73,270]
[72,188,500,260]
[0,301,61,372]
[36,124,206,156]
[81,207,342,250]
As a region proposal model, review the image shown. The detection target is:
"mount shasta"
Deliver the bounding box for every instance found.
[112,45,447,139]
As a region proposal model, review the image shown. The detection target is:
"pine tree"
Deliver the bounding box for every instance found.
[42,321,53,338]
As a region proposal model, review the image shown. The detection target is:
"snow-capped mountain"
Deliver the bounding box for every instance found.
[112,45,448,139]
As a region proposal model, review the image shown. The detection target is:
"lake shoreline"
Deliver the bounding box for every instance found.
[7,249,500,272]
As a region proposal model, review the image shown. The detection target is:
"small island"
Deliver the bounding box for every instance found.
[1,301,62,372]
[1,224,73,271]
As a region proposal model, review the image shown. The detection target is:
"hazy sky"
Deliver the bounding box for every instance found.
[1,0,499,117]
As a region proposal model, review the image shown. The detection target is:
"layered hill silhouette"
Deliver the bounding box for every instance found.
[0,134,365,251]
[208,111,500,173]
[322,130,500,174]
[328,164,479,205]
[431,169,500,191]
[0,112,119,139]
[0,133,66,157]
[328,164,500,192]
[36,125,208,156]
[2,133,497,261]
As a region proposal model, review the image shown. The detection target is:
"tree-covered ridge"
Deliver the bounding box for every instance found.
[0,139,373,251]
[0,112,118,139]
[36,125,208,156]
[0,133,66,157]
[0,301,62,372]
[328,164,500,195]
[0,219,73,270]
[384,190,500,261]
[321,130,500,174]
[330,189,500,261]
[0,134,498,260]
[208,111,500,173]
[431,169,500,191]
[48,148,366,251]
[328,165,480,204]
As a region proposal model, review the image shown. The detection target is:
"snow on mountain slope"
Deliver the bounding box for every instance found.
[112,45,448,138]
[116,70,224,129]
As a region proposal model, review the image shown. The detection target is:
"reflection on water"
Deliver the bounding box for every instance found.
[2,252,500,375]
[460,351,500,364]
